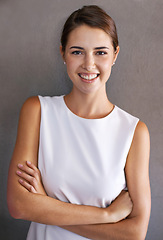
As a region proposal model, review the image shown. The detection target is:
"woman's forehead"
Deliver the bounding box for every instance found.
[66,25,113,49]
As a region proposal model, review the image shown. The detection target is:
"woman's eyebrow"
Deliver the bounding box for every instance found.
[70,46,84,50]
[69,46,109,50]
[94,47,109,50]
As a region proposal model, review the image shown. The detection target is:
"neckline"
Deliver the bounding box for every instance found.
[61,95,117,121]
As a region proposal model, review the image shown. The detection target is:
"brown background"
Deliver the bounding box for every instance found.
[0,0,162,239]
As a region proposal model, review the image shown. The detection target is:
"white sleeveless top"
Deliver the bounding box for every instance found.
[27,95,139,240]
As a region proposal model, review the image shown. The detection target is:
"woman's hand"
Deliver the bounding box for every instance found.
[16,161,132,223]
[16,161,47,196]
[105,190,133,223]
[16,161,132,224]
[16,160,132,224]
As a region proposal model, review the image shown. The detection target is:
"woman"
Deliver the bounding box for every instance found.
[7,5,151,240]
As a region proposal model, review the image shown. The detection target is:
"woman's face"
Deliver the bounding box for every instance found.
[61,24,119,95]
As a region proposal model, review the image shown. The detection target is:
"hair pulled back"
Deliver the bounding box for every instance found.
[61,5,119,53]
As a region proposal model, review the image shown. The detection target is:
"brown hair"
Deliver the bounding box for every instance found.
[61,5,119,53]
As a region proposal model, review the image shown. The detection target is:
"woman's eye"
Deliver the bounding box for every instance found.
[71,51,82,55]
[96,51,107,55]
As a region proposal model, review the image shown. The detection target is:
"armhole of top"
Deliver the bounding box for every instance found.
[37,95,43,170]
[124,118,140,190]
[128,118,140,153]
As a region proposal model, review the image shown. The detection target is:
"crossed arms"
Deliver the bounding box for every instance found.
[7,97,151,240]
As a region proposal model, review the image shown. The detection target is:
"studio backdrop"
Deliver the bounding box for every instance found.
[0,0,162,239]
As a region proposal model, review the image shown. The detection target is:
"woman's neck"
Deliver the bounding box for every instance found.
[64,88,114,119]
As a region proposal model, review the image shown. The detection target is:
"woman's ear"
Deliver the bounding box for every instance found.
[60,45,65,61]
[113,46,120,65]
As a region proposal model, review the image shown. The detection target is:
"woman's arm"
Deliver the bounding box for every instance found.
[62,121,151,240]
[14,117,150,240]
[7,97,132,226]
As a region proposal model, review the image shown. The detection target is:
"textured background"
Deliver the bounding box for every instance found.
[0,0,162,239]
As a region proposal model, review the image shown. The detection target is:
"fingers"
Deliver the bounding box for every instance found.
[18,178,37,193]
[26,161,39,173]
[17,161,40,180]
[16,161,47,196]
[16,169,36,184]
[16,161,40,192]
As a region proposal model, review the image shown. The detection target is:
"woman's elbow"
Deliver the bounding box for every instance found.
[7,186,27,220]
[138,224,149,240]
[133,228,147,240]
[7,194,24,219]
[131,217,149,240]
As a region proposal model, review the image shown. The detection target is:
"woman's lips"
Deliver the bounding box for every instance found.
[78,73,100,83]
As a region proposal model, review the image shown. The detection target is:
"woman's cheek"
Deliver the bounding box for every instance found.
[66,57,79,70]
[100,60,112,71]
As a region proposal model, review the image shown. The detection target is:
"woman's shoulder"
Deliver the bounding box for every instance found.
[115,106,149,141]
[23,96,40,106]
[19,96,41,125]
[133,120,150,142]
[115,106,139,130]
[21,96,40,111]
[115,105,139,120]
[21,95,64,116]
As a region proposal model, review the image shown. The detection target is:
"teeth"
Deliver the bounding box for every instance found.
[79,74,98,80]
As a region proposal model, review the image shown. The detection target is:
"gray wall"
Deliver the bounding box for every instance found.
[0,0,162,239]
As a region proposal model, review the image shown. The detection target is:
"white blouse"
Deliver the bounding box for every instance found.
[26,95,139,240]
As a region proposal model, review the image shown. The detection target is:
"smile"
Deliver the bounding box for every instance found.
[78,73,100,80]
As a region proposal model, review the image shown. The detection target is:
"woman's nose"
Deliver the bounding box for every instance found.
[82,54,95,71]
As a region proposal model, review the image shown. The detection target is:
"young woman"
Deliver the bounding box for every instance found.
[7,5,151,240]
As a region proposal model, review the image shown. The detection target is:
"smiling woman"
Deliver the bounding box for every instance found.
[7,5,151,240]
[60,24,119,96]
